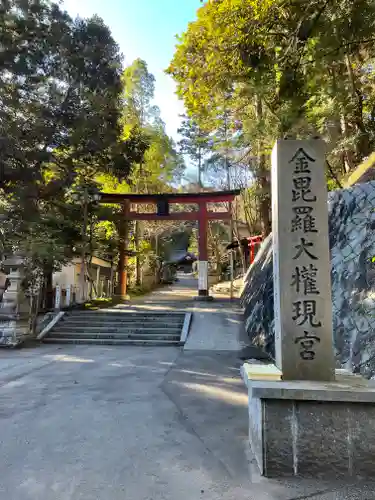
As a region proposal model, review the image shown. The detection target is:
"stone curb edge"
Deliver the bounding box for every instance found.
[37,311,65,340]
[180,312,192,344]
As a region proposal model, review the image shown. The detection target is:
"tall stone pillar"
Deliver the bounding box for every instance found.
[271,139,335,381]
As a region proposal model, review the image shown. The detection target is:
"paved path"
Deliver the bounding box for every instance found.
[122,273,245,352]
[0,346,373,499]
[0,280,374,499]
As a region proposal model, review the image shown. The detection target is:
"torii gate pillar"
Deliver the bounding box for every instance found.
[196,201,210,299]
[117,201,130,300]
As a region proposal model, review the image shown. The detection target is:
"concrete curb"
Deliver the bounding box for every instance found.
[37,311,65,340]
[180,312,192,344]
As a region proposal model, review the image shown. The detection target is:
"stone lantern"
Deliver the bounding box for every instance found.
[2,256,29,314]
[0,256,29,346]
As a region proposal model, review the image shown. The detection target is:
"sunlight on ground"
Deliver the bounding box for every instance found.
[178,369,220,378]
[130,304,237,314]
[156,289,196,296]
[6,379,26,388]
[129,305,183,311]
[43,354,95,364]
[219,377,243,385]
[177,369,242,385]
[227,318,242,324]
[180,382,248,406]
[42,354,146,369]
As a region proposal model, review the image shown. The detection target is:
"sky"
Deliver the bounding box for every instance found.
[62,0,202,142]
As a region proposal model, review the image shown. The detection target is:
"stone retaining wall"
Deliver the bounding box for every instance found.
[241,181,375,377]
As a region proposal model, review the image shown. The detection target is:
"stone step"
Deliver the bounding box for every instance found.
[48,332,181,341]
[52,326,182,334]
[59,319,184,328]
[43,337,182,346]
[66,311,185,318]
[42,311,190,347]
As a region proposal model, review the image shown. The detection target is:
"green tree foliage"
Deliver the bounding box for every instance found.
[121,58,183,190]
[87,60,186,291]
[168,0,375,235]
[0,2,186,302]
[0,1,149,306]
[178,115,212,187]
[118,58,185,287]
[121,58,159,130]
[1,1,127,193]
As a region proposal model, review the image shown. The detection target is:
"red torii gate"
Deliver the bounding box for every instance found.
[99,190,240,300]
[227,235,263,266]
[248,235,263,265]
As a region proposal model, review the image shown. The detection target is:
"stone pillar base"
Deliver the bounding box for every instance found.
[113,294,130,302]
[0,315,29,347]
[241,363,375,479]
[194,292,214,302]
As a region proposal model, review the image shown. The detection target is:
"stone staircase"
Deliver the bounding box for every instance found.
[42,310,191,346]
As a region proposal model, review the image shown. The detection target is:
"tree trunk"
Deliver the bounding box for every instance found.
[259,167,271,237]
[330,66,352,175]
[241,189,257,234]
[28,288,41,337]
[233,215,247,274]
[198,147,203,190]
[345,53,370,161]
[255,95,272,237]
[340,114,355,173]
[44,268,53,310]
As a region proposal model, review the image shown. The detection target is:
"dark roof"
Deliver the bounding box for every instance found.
[164,251,197,265]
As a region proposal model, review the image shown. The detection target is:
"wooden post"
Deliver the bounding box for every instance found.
[54,285,61,311]
[95,266,100,299]
[109,264,114,298]
[66,285,72,307]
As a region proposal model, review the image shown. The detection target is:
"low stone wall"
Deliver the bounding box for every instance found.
[241,181,375,377]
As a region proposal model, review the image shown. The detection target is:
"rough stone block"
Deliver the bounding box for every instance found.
[350,404,375,478]
[243,368,375,479]
[263,399,294,477]
[295,402,349,478]
[248,392,263,475]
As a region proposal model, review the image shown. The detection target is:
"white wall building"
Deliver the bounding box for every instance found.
[53,256,116,299]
